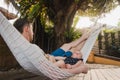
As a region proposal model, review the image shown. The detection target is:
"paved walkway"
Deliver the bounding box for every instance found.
[0,64,119,80]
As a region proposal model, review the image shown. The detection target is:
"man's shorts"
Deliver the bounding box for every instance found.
[51,48,72,57]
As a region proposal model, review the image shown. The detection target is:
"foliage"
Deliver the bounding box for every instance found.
[72,14,79,28]
[15,0,119,24]
[44,26,53,37]
[118,21,120,26]
[9,0,120,49]
[19,1,45,21]
[77,0,118,17]
[44,26,81,43]
[98,28,120,58]
[65,27,82,42]
[98,33,102,49]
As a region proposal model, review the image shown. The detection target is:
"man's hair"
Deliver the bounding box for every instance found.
[13,18,30,33]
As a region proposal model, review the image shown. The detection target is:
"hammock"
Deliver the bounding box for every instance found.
[0,12,102,80]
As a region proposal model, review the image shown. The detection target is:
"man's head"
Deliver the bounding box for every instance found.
[13,18,34,42]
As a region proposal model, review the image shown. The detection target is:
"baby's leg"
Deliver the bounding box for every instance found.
[72,40,86,51]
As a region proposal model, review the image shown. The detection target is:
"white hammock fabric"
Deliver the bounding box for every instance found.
[81,24,103,63]
[0,12,102,80]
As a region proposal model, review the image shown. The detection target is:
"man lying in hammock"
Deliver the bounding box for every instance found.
[13,17,89,74]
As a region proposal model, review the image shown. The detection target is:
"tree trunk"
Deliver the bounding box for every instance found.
[53,3,78,48]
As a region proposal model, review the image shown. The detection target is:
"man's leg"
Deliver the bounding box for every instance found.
[65,27,97,53]
[59,31,89,57]
[60,29,92,52]
[70,40,86,52]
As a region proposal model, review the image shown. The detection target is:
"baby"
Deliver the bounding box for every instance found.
[45,51,83,69]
